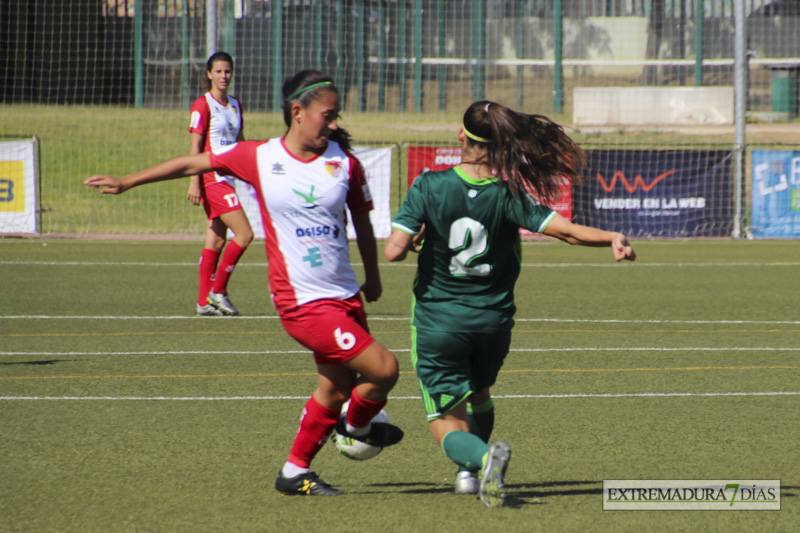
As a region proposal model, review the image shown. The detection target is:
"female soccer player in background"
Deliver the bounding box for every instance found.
[86,70,403,496]
[187,51,253,316]
[384,100,636,507]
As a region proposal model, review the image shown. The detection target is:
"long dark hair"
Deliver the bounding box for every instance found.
[281,70,353,151]
[462,100,586,206]
[202,51,234,92]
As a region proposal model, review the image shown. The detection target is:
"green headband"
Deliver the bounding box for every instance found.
[286,81,333,102]
[463,123,491,143]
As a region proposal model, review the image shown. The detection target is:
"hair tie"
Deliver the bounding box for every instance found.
[286,81,333,102]
[484,103,492,113]
[463,123,491,143]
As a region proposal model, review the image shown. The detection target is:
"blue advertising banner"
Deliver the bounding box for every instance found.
[750,150,800,239]
[573,150,735,238]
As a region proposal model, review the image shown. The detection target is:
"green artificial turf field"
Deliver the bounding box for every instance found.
[1,238,798,532]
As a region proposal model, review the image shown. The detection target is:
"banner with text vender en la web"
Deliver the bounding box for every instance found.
[572,150,735,238]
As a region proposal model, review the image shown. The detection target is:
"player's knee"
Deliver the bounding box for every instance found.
[370,351,399,391]
[237,227,254,246]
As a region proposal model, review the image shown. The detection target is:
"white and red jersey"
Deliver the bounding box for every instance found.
[209,137,373,314]
[189,92,243,187]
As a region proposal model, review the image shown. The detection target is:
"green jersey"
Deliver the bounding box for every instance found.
[392,165,555,332]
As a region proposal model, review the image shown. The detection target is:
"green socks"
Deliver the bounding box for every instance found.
[442,430,491,471]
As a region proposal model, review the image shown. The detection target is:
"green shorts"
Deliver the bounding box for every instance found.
[411,326,511,420]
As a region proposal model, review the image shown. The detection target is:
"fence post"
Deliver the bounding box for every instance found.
[472,0,485,102]
[271,0,282,112]
[695,0,704,86]
[377,1,386,111]
[181,0,190,110]
[414,0,423,113]
[336,0,345,106]
[356,0,366,112]
[313,1,322,70]
[398,2,407,111]
[515,0,523,110]
[134,1,143,108]
[553,0,563,113]
[438,0,446,110]
[733,0,746,238]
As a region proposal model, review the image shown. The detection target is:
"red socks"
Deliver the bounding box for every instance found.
[287,396,340,468]
[198,249,220,306]
[346,389,386,429]
[213,240,246,294]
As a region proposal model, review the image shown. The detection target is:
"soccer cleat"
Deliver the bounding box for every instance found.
[479,441,512,508]
[454,470,479,495]
[207,290,239,315]
[195,303,223,316]
[335,418,404,448]
[274,470,343,496]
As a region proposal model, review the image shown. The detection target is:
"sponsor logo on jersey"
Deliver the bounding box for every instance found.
[272,162,286,175]
[325,161,342,178]
[292,185,323,209]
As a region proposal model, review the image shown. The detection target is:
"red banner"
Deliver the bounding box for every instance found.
[406,146,572,230]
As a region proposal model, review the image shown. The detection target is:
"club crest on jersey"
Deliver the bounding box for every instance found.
[272,162,286,175]
[325,161,342,178]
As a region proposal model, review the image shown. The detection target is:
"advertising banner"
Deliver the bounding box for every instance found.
[573,150,735,238]
[237,145,393,240]
[750,150,800,239]
[406,146,572,229]
[0,139,38,234]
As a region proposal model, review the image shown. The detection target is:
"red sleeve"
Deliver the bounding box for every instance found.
[188,96,210,135]
[209,140,266,186]
[345,153,373,215]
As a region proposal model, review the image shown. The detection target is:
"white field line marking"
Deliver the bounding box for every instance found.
[1,392,799,401]
[3,315,800,325]
[3,347,800,357]
[4,260,800,268]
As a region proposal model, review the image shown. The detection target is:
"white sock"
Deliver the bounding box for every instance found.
[346,421,371,437]
[282,462,309,478]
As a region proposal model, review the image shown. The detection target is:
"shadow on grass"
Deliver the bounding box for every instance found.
[367,482,452,495]
[366,480,602,506]
[0,359,74,366]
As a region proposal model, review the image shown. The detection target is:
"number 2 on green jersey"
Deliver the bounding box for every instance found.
[448,217,490,277]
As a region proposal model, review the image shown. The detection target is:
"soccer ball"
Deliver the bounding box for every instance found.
[330,400,390,461]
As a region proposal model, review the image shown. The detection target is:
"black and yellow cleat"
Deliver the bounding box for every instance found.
[275,471,343,496]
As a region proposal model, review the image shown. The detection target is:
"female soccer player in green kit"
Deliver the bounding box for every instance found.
[384,100,636,507]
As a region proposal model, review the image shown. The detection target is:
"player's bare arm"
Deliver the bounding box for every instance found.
[85,154,214,195]
[544,213,636,262]
[352,212,383,302]
[384,228,414,262]
[186,132,206,205]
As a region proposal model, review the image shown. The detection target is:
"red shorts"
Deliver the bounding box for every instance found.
[280,295,375,366]
[201,178,244,220]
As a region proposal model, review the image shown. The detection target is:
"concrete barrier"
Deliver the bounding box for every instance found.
[573,86,735,126]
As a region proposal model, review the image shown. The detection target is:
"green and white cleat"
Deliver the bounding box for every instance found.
[479,441,512,507]
[455,470,479,495]
[195,303,223,316]
[207,290,239,315]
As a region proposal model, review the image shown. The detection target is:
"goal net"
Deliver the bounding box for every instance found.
[1,1,798,237]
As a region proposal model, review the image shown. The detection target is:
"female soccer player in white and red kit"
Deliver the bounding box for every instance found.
[187,51,253,316]
[85,70,403,496]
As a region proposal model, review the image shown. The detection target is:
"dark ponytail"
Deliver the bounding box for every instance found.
[281,70,353,151]
[462,100,586,207]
